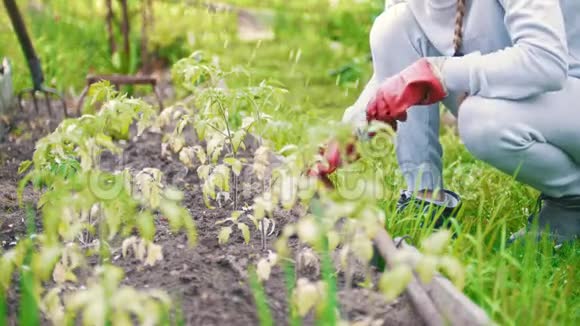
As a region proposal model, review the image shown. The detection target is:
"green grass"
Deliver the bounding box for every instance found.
[249,267,275,326]
[368,129,580,325]
[1,1,578,325]
[311,199,339,325]
[0,0,235,94]
[282,260,301,326]
[0,0,374,111]
[0,0,115,94]
[17,206,40,326]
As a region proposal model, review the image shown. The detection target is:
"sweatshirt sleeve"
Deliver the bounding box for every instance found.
[342,74,379,128]
[441,0,569,99]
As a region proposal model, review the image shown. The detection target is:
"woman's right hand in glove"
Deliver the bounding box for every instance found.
[366,58,447,127]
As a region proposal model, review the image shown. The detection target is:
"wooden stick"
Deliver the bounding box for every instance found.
[396,240,492,326]
[86,75,157,85]
[374,229,445,326]
[76,75,163,113]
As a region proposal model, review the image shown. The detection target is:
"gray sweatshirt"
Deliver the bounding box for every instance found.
[403,0,580,99]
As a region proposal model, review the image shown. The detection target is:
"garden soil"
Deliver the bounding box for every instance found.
[0,107,423,326]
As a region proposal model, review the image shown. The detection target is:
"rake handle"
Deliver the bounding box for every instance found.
[3,0,44,90]
[374,229,445,326]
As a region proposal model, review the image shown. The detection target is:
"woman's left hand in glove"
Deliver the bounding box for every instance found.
[307,138,360,188]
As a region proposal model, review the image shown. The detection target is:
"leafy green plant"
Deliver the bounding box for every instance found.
[16,82,195,247]
[2,2,578,324]
[216,210,256,245]
[2,81,196,324]
[160,52,288,245]
[240,121,468,323]
[42,265,173,326]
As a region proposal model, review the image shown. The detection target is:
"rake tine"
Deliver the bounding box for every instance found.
[31,90,39,114]
[153,85,164,110]
[17,87,34,112]
[61,97,68,117]
[41,86,68,118]
[17,91,25,111]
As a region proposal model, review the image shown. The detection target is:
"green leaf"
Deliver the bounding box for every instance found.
[193,146,207,164]
[416,255,438,284]
[327,231,340,251]
[293,278,320,317]
[207,135,224,163]
[169,135,185,154]
[278,144,298,155]
[256,258,271,281]
[17,160,32,174]
[230,210,243,221]
[241,116,255,129]
[212,165,231,192]
[253,195,274,221]
[421,230,452,256]
[32,245,62,281]
[149,183,161,209]
[232,130,246,152]
[438,256,465,290]
[203,179,216,200]
[136,211,155,241]
[163,187,184,202]
[247,214,259,229]
[224,158,242,176]
[0,252,16,291]
[237,223,251,244]
[218,226,233,245]
[136,104,156,136]
[296,217,319,246]
[378,265,413,301]
[214,218,233,225]
[351,233,374,263]
[122,237,138,258]
[279,174,296,210]
[95,133,120,154]
[197,165,211,180]
[176,117,189,135]
[182,214,198,246]
[159,200,183,229]
[88,80,116,104]
[202,192,215,210]
[41,288,65,325]
[179,147,195,168]
[145,242,164,267]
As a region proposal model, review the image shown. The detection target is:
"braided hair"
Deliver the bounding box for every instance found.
[453,0,466,56]
[453,0,469,106]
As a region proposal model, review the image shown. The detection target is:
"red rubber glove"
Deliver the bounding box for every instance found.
[366,58,447,127]
[308,138,359,188]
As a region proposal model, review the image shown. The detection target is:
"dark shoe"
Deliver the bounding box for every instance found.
[396,189,463,228]
[509,194,580,246]
[370,189,462,271]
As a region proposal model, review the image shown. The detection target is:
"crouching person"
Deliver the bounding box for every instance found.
[339,0,580,244]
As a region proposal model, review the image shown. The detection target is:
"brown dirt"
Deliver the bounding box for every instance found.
[0,107,422,326]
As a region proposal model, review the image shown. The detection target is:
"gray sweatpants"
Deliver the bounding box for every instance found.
[342,3,580,197]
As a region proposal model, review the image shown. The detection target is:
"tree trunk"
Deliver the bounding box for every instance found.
[140,0,153,73]
[105,0,116,55]
[119,0,131,66]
